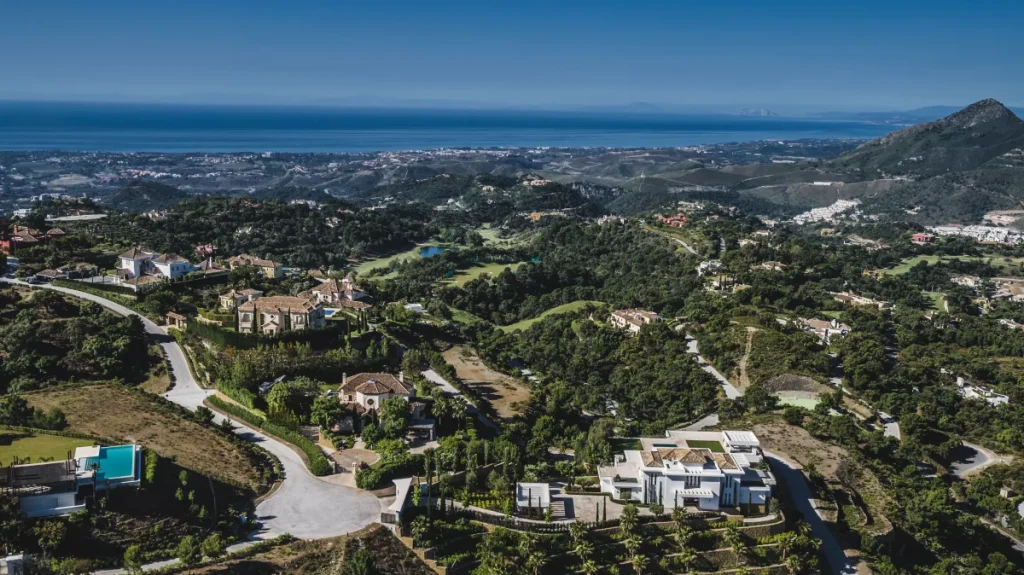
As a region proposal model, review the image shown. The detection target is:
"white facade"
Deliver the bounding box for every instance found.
[152,259,193,279]
[598,430,774,513]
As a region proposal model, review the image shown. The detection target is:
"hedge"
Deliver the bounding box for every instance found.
[52,278,136,297]
[356,453,425,490]
[206,395,332,477]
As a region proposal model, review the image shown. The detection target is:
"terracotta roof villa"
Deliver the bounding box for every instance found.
[339,372,415,410]
[237,296,325,335]
[225,254,284,279]
[610,309,661,334]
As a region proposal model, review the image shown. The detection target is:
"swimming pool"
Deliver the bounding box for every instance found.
[86,445,137,482]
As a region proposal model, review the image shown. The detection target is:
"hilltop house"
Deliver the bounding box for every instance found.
[1,444,141,518]
[911,233,936,244]
[610,309,661,335]
[311,276,366,305]
[225,254,283,279]
[117,248,194,281]
[219,288,264,311]
[598,430,775,513]
[658,214,688,228]
[956,376,1009,407]
[338,372,415,411]
[237,296,325,335]
[696,260,725,277]
[796,317,851,345]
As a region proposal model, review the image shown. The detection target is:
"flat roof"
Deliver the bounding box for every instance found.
[723,430,760,446]
[389,477,413,513]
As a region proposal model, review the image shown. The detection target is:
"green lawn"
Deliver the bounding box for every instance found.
[882,254,1024,276]
[821,310,843,319]
[498,300,608,332]
[777,397,821,410]
[610,437,642,452]
[923,291,946,311]
[0,432,95,466]
[450,307,484,325]
[685,439,725,453]
[446,261,530,287]
[352,244,436,277]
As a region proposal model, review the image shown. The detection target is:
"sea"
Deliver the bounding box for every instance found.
[0,101,896,153]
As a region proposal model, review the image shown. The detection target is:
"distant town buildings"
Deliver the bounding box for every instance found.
[928,225,1024,245]
[792,199,860,225]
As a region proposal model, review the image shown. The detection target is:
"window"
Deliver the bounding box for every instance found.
[366,398,375,406]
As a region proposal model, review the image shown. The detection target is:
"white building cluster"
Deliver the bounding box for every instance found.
[792,199,860,225]
[927,225,1024,245]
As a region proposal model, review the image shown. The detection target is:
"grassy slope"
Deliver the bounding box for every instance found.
[882,254,1024,275]
[498,300,607,332]
[445,261,530,287]
[0,432,94,466]
[26,385,263,489]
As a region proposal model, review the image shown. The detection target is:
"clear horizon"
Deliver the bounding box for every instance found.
[2,0,1022,112]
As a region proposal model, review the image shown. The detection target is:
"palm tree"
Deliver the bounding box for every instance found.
[573,540,594,563]
[619,504,639,539]
[581,559,600,575]
[723,525,747,565]
[777,531,798,560]
[675,523,693,551]
[630,553,649,575]
[569,521,588,546]
[676,547,698,573]
[671,506,688,531]
[785,553,805,574]
[623,535,642,556]
[519,535,546,575]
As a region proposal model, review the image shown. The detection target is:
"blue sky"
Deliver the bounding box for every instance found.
[1,0,1021,111]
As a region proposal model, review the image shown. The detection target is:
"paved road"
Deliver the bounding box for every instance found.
[950,441,1004,478]
[685,336,741,399]
[421,369,500,431]
[681,413,720,431]
[765,452,859,575]
[4,280,382,543]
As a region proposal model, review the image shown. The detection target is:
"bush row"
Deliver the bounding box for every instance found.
[206,395,333,477]
[356,452,425,490]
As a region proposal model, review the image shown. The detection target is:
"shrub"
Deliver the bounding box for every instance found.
[144,449,159,485]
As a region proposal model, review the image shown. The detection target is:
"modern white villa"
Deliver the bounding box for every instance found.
[1,444,141,518]
[598,430,775,513]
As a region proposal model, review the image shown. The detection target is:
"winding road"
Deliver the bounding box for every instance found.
[3,280,382,542]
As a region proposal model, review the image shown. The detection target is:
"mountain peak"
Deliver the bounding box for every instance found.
[945,98,1018,127]
[833,98,1024,176]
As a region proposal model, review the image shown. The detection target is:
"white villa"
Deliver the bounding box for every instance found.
[956,376,1009,407]
[338,372,415,411]
[117,247,195,282]
[598,430,775,513]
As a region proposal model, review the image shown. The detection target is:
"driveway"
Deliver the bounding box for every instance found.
[950,441,1010,478]
[4,279,382,541]
[421,368,500,431]
[685,336,740,399]
[765,451,860,575]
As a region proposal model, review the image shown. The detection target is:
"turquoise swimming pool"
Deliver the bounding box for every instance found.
[86,445,137,482]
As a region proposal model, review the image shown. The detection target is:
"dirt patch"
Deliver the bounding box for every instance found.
[26,384,264,490]
[736,328,757,392]
[754,421,845,478]
[755,421,893,536]
[763,374,831,394]
[443,345,531,419]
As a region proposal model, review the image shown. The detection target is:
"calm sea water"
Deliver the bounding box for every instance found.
[0,101,895,153]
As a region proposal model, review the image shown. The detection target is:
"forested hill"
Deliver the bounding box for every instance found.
[832,98,1024,177]
[104,180,193,212]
